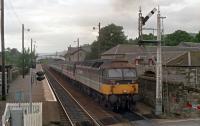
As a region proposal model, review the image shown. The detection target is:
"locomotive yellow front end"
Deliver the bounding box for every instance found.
[100,83,138,95]
[99,60,139,109]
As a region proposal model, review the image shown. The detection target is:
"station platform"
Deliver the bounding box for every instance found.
[0,64,61,126]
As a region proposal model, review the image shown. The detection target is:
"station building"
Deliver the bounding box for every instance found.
[64,44,91,62]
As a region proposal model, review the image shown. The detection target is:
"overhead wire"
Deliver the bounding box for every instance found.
[6,0,32,48]
[6,0,23,25]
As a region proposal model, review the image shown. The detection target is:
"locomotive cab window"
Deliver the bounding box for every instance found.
[108,69,123,78]
[105,68,136,78]
[123,69,136,78]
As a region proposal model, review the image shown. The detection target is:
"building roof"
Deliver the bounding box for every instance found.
[102,44,200,64]
[64,44,91,57]
[102,44,200,55]
[167,51,200,66]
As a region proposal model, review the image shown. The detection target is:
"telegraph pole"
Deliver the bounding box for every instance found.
[1,0,6,100]
[155,6,163,115]
[22,24,25,78]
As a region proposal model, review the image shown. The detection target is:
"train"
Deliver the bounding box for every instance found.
[49,59,139,110]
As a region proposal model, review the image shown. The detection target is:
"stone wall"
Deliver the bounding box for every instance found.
[139,66,200,117]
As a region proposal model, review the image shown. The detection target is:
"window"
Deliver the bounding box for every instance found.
[123,69,136,78]
[107,68,136,78]
[108,69,123,78]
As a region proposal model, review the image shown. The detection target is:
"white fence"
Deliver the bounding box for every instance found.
[2,102,42,126]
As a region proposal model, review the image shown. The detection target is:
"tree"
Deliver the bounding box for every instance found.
[5,47,33,74]
[195,31,200,42]
[142,33,156,40]
[165,30,194,46]
[18,48,33,74]
[87,23,128,59]
[128,38,138,44]
[5,48,21,65]
[85,40,98,60]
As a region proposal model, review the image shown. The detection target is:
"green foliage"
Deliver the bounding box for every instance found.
[5,48,35,74]
[86,23,128,59]
[165,30,194,46]
[142,33,157,40]
[128,38,138,45]
[5,48,21,65]
[132,30,199,46]
[85,41,99,60]
[195,31,200,42]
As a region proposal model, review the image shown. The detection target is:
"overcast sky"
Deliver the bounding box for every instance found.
[3,0,200,53]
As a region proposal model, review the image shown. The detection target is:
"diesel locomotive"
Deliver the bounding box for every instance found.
[49,59,139,110]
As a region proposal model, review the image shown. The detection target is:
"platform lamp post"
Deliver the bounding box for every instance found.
[22,24,30,78]
[29,41,38,113]
[29,38,33,113]
[31,39,37,68]
[29,40,36,113]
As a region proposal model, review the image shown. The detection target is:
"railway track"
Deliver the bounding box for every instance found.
[44,67,101,126]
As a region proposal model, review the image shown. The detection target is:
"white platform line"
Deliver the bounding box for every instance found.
[40,65,57,101]
[44,75,57,101]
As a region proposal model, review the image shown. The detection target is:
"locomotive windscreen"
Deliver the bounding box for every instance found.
[108,69,122,78]
[107,68,136,78]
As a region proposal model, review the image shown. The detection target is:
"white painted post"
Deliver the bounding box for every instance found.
[155,5,163,115]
